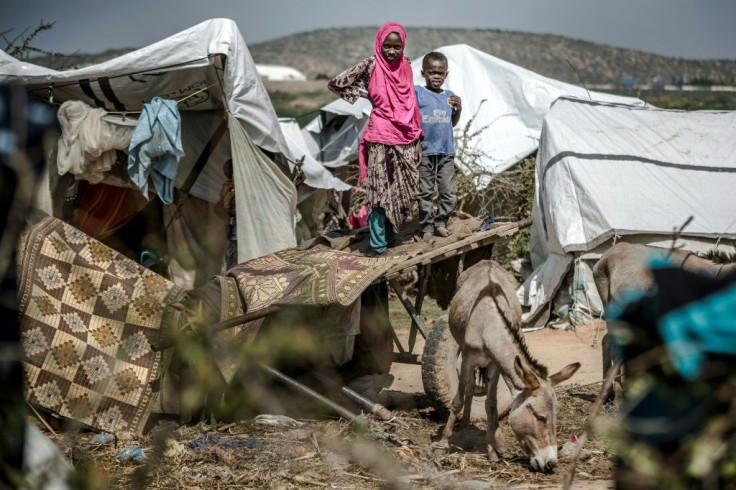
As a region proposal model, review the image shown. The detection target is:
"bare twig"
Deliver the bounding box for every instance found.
[563,362,621,490]
[26,402,57,439]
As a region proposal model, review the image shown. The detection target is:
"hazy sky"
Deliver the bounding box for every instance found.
[3,0,735,60]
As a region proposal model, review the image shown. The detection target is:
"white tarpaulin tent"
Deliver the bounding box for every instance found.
[519,96,736,327]
[279,117,352,195]
[0,18,348,284]
[302,97,372,169]
[303,44,643,182]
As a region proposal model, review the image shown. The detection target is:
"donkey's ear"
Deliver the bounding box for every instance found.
[514,356,540,391]
[549,362,581,387]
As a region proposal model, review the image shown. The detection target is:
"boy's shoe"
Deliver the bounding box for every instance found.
[422,231,433,243]
[435,226,452,238]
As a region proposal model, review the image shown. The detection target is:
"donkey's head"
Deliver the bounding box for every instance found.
[508,356,580,472]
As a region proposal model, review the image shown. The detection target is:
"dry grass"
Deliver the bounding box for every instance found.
[38,382,616,489]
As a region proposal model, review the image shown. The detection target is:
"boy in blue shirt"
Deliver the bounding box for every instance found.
[415,51,462,241]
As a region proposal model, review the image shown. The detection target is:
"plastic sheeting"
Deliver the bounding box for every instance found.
[0,18,348,266]
[0,19,347,195]
[0,19,285,156]
[304,44,643,183]
[230,113,297,262]
[302,97,372,169]
[279,118,351,193]
[519,97,736,324]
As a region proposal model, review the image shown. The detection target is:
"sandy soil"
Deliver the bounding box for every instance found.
[38,303,616,489]
[389,318,609,399]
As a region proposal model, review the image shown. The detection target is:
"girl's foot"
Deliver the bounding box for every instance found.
[435,226,452,237]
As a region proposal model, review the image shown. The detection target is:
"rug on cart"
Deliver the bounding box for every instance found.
[17,216,184,435]
[228,247,399,313]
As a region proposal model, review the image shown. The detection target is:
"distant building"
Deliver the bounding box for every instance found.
[256,64,307,82]
[617,77,640,89]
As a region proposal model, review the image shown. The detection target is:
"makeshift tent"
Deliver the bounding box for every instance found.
[0,18,348,286]
[256,64,307,81]
[519,96,736,328]
[303,44,643,184]
[302,97,372,169]
[279,117,352,198]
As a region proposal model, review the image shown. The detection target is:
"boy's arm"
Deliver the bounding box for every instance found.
[449,94,462,127]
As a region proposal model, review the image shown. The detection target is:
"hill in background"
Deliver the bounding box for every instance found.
[28,27,736,87]
[249,27,736,85]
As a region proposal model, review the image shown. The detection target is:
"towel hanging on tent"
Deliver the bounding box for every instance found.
[128,97,185,204]
[57,100,136,184]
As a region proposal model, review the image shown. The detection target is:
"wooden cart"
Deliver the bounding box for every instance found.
[153,217,531,421]
[376,217,531,419]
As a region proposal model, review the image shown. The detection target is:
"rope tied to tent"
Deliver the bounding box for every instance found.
[104,82,219,115]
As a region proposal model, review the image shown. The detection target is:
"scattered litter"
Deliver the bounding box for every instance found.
[472,214,495,232]
[90,433,114,444]
[285,428,312,441]
[210,465,234,481]
[163,439,187,459]
[255,452,277,461]
[117,445,146,463]
[188,433,265,452]
[560,437,591,461]
[254,414,304,428]
[116,431,134,441]
[324,451,349,471]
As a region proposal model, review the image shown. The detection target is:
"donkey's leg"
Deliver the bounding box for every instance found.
[431,352,472,453]
[602,333,623,404]
[484,363,505,461]
[460,359,476,430]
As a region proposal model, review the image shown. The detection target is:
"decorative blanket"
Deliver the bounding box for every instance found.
[228,247,399,313]
[17,216,184,434]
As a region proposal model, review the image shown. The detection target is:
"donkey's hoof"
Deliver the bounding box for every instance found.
[430,441,450,455]
[486,448,503,462]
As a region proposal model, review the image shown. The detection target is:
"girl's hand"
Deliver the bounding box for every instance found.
[360,91,374,106]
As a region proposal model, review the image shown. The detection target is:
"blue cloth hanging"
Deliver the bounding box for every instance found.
[657,283,736,380]
[128,97,184,204]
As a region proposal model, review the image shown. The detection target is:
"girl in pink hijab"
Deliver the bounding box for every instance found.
[329,22,423,254]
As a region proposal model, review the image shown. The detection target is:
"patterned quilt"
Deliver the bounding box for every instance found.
[17,216,184,434]
[228,247,399,314]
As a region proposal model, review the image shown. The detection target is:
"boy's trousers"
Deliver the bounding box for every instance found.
[418,154,456,233]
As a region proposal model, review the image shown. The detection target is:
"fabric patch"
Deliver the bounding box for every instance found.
[22,327,49,356]
[38,265,66,290]
[101,284,128,313]
[51,341,80,369]
[82,355,112,384]
[115,368,142,396]
[33,295,58,316]
[63,312,88,333]
[34,381,64,410]
[68,273,97,303]
[122,332,150,361]
[91,323,118,348]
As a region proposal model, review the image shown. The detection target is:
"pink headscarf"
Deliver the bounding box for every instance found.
[359,22,422,181]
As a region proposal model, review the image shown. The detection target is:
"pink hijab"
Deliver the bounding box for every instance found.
[359,22,422,181]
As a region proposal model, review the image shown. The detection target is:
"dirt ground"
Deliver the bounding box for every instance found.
[38,301,618,489]
[388,317,608,398]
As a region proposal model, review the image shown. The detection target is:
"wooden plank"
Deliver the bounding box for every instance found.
[389,279,428,345]
[381,218,531,281]
[408,264,431,352]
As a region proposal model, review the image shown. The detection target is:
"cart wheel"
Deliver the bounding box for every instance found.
[421,315,513,421]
